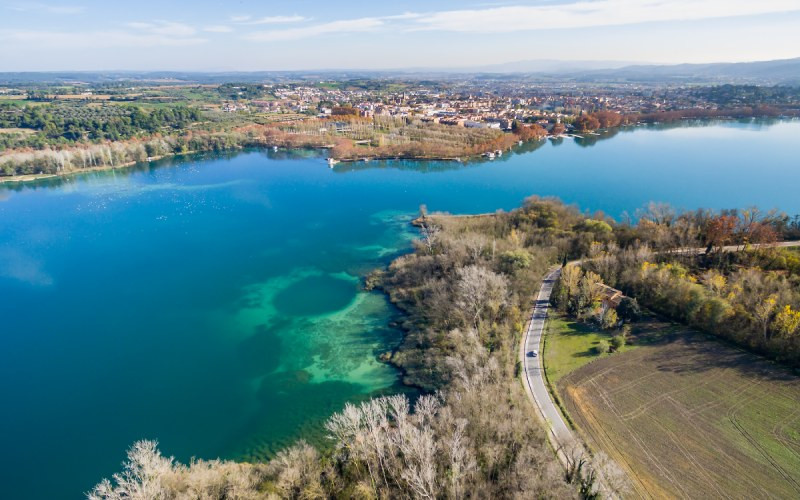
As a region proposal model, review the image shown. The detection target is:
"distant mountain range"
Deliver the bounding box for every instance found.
[1,57,799,85]
[563,57,800,84]
[420,59,640,74]
[432,57,800,84]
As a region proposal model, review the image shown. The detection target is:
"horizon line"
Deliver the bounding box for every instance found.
[2,55,799,75]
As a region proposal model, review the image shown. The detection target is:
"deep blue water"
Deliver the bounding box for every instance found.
[0,119,798,498]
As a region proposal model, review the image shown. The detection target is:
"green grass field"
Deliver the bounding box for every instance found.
[557,321,800,498]
[543,314,636,383]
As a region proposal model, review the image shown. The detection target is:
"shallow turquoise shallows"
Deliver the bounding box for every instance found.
[1,119,798,498]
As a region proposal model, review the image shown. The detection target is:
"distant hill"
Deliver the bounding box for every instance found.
[424,59,639,74]
[1,57,798,85]
[567,57,800,84]
[434,57,800,84]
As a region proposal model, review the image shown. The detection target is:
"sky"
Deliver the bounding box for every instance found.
[1,0,800,71]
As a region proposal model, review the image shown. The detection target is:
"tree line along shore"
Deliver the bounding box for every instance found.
[2,97,796,181]
[0,116,547,180]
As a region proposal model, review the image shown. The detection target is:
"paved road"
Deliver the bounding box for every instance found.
[520,267,574,455]
[520,267,615,497]
[670,240,800,255]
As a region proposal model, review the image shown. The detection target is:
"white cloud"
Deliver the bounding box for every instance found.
[8,2,85,14]
[411,0,800,32]
[203,25,233,33]
[0,29,207,49]
[230,14,307,25]
[234,1,800,43]
[381,12,423,21]
[245,17,384,41]
[127,20,197,37]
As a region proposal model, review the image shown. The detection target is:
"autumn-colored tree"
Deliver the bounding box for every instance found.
[576,270,604,317]
[754,294,778,342]
[702,269,727,296]
[592,111,623,128]
[560,264,582,307]
[601,308,619,330]
[773,305,800,338]
[331,106,359,116]
[573,115,600,132]
[705,215,738,252]
[513,123,547,141]
[748,222,778,247]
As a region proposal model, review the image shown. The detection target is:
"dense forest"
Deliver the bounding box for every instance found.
[0,103,202,149]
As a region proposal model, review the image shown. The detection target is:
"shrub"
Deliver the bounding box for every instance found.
[617,297,641,321]
[499,249,532,273]
[601,309,619,330]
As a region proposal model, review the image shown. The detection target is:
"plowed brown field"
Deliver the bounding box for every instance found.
[559,324,800,499]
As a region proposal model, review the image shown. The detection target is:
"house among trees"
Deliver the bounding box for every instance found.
[597,283,624,309]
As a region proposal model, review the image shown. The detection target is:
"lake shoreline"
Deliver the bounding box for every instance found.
[0,145,499,184]
[0,151,203,184]
[0,146,497,184]
[3,116,797,185]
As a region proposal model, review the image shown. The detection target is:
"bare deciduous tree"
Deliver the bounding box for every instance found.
[88,440,174,500]
[455,265,509,327]
[419,220,441,255]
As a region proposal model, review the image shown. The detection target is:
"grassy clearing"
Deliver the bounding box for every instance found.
[558,320,800,499]
[0,127,34,135]
[544,313,635,384]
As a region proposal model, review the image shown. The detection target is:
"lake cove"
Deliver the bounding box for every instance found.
[1,119,798,498]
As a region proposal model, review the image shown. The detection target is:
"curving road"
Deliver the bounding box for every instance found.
[520,243,800,493]
[520,266,574,456]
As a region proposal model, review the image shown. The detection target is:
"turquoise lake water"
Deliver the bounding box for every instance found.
[1,119,798,498]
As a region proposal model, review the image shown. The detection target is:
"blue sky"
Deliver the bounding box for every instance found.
[2,0,799,71]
